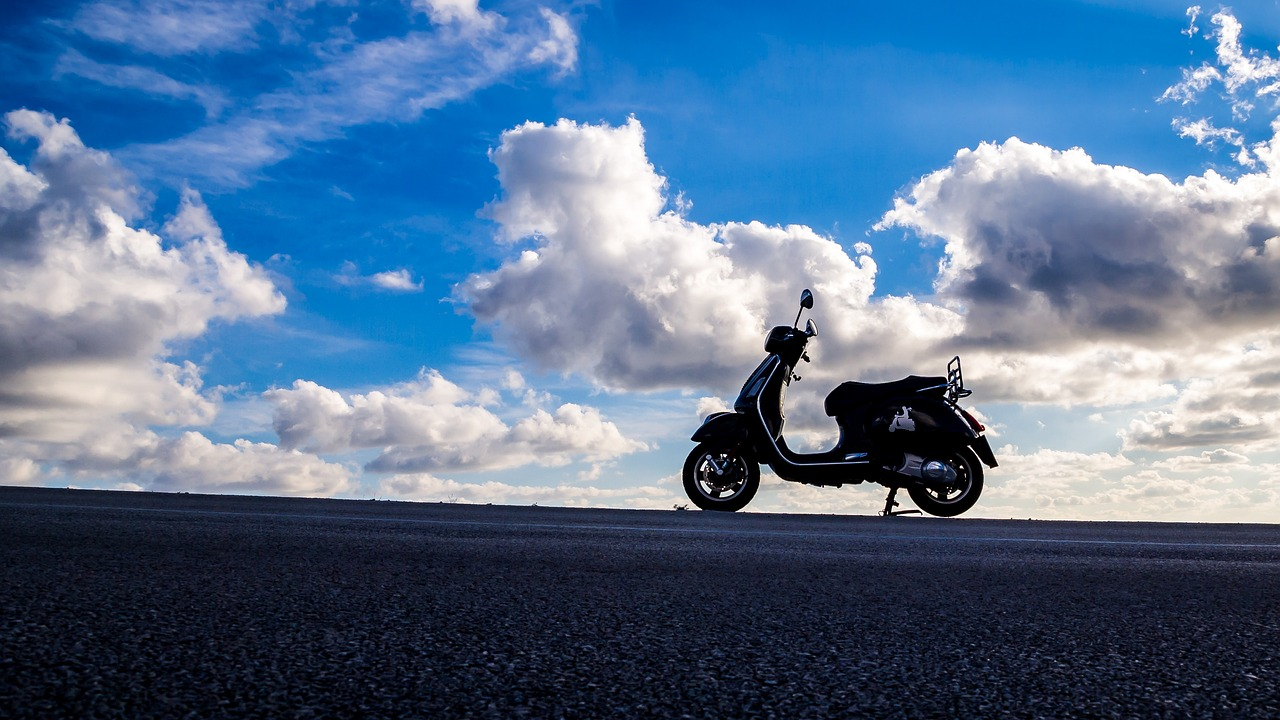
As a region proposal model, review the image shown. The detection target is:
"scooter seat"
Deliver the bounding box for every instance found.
[824,376,946,417]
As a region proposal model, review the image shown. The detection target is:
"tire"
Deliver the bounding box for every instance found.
[907,447,984,518]
[683,442,760,512]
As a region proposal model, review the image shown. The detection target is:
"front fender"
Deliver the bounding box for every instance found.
[691,412,750,445]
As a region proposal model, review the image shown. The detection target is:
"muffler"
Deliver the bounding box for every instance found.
[894,453,957,490]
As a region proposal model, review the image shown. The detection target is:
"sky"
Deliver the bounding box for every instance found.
[5,0,1280,521]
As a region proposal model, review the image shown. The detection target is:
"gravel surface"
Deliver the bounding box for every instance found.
[1,486,1278,718]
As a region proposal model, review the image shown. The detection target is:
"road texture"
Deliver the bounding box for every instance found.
[1,486,1278,718]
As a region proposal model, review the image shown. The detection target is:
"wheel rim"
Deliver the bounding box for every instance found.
[693,449,750,501]
[920,453,974,506]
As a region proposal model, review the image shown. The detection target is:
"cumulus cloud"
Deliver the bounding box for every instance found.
[456,115,1280,412]
[0,110,351,495]
[370,269,425,292]
[457,117,914,393]
[0,456,43,486]
[39,427,354,496]
[265,369,647,474]
[0,111,283,438]
[874,133,1280,427]
[334,263,425,293]
[879,139,1280,349]
[139,432,351,495]
[1153,448,1249,473]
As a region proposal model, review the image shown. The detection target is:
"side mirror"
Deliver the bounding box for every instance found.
[794,289,814,329]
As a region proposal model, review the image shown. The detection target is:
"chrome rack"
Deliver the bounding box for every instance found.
[947,355,972,404]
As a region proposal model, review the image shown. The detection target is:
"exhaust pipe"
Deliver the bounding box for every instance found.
[894,453,956,491]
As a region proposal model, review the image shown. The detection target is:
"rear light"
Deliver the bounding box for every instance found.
[958,408,985,432]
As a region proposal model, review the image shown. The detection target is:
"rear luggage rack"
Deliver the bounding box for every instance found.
[947,356,972,404]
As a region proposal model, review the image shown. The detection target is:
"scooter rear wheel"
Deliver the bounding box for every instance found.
[907,447,983,517]
[683,442,760,512]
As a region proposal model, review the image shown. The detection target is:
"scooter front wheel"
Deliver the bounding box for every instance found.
[683,442,760,512]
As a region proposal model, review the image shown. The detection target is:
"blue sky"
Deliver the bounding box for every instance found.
[5,0,1280,520]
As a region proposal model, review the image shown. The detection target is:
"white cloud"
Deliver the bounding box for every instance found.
[335,263,425,292]
[139,432,352,495]
[529,7,578,74]
[54,50,228,117]
[265,369,647,474]
[370,269,424,292]
[1161,8,1280,166]
[695,396,730,419]
[983,447,1134,505]
[378,472,679,509]
[0,110,348,496]
[945,446,1280,521]
[412,0,497,33]
[1119,340,1280,451]
[116,2,580,186]
[0,111,283,439]
[1152,448,1249,473]
[458,117,896,393]
[68,0,270,56]
[880,139,1280,349]
[874,133,1280,430]
[1170,117,1249,164]
[0,456,43,486]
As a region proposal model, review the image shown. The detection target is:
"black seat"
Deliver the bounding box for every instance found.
[823,376,946,417]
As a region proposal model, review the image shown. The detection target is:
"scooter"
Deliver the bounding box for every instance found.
[684,289,998,517]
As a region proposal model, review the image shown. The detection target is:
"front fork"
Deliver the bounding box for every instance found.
[706,456,734,476]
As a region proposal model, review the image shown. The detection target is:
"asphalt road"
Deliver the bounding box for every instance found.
[1,486,1278,719]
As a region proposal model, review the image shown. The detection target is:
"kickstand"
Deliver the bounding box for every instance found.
[880,486,921,517]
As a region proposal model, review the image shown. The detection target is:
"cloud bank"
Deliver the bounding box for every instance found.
[265,369,647,474]
[0,110,351,495]
[457,102,1280,451]
[0,110,645,499]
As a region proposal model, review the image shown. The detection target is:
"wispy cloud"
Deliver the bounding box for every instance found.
[66,0,270,56]
[58,0,584,186]
[1163,7,1280,166]
[54,50,229,117]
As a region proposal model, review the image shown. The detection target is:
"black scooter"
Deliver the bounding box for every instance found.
[684,289,998,517]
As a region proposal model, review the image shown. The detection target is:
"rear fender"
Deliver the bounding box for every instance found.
[877,398,999,468]
[879,397,976,439]
[971,435,999,468]
[691,412,750,445]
